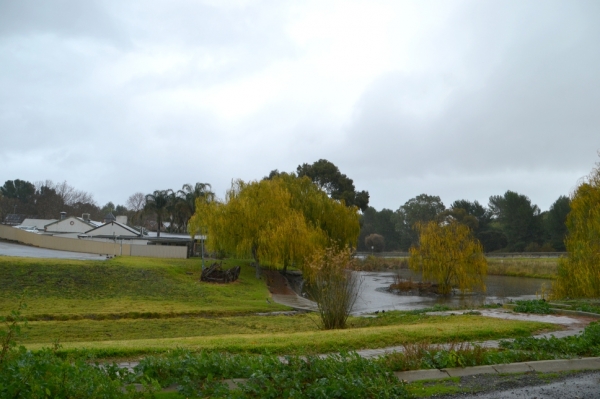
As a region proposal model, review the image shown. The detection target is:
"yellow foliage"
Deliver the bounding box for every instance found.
[188,175,360,271]
[409,221,487,295]
[553,159,600,298]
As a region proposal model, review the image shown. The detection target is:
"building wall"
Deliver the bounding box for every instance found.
[0,225,187,259]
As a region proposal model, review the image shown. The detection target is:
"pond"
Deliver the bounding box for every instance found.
[351,270,551,314]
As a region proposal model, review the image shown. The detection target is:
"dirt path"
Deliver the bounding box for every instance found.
[263,269,319,311]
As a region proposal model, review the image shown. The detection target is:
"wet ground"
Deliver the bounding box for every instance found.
[436,370,600,398]
[0,240,103,260]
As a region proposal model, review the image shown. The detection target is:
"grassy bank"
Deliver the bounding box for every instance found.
[0,255,560,361]
[486,257,559,279]
[24,314,556,358]
[0,256,288,318]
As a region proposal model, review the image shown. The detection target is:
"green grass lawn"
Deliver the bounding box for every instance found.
[1,255,560,360]
[0,256,288,319]
[18,311,557,346]
[26,315,557,357]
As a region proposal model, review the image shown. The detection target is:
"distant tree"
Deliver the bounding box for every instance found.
[34,185,64,219]
[126,192,146,225]
[543,195,570,251]
[488,191,543,252]
[448,200,490,228]
[144,190,173,237]
[394,194,446,251]
[263,169,283,180]
[175,183,214,233]
[1,180,35,203]
[51,181,95,206]
[447,199,506,252]
[409,221,487,295]
[553,158,600,298]
[126,192,146,213]
[358,207,400,251]
[365,233,385,252]
[437,208,479,231]
[297,159,370,211]
[29,180,98,219]
[101,202,115,215]
[114,205,128,215]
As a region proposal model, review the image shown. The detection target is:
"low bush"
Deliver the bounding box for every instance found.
[305,247,361,330]
[138,349,410,398]
[513,299,553,314]
[379,342,553,372]
[0,348,156,398]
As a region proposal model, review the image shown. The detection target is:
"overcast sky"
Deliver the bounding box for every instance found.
[1,0,599,212]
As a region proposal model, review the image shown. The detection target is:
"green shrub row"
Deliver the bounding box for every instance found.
[500,321,600,357]
[137,350,410,398]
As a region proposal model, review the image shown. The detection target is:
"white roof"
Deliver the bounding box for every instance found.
[84,221,141,237]
[19,218,57,229]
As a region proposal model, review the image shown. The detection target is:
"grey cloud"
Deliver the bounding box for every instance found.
[0,0,125,44]
[345,0,600,180]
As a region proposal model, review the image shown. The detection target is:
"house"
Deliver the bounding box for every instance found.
[44,213,102,234]
[84,221,141,238]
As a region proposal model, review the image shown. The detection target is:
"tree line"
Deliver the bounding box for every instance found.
[359,191,570,253]
[0,159,568,253]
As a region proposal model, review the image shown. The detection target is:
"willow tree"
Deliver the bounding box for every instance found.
[409,221,487,295]
[188,175,360,274]
[553,158,600,298]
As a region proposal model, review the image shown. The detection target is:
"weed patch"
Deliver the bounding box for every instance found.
[513,299,554,314]
[500,321,600,357]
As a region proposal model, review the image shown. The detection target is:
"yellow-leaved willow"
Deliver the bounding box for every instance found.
[188,174,360,273]
[553,157,600,299]
[409,221,487,295]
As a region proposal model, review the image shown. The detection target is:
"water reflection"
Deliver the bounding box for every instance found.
[351,270,550,314]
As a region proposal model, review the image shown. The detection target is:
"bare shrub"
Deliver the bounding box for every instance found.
[304,247,362,330]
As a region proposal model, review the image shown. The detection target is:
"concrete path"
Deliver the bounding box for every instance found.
[395,357,600,382]
[270,293,318,311]
[338,309,590,360]
[116,309,592,371]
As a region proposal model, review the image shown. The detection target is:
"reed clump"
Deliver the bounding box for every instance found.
[486,258,559,279]
[350,255,408,271]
